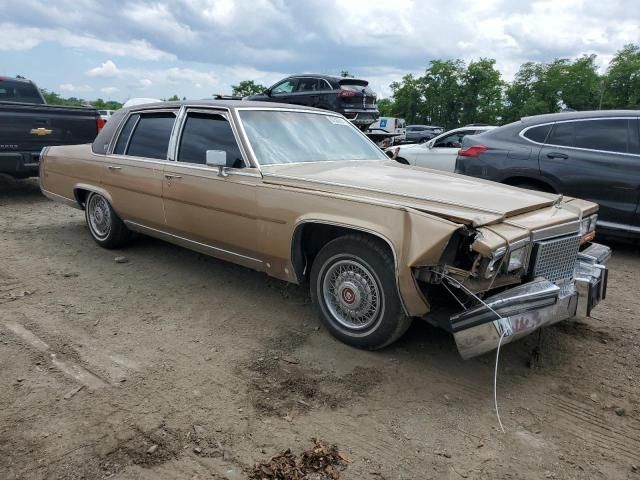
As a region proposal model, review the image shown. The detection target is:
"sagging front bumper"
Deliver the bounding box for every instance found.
[451,242,611,359]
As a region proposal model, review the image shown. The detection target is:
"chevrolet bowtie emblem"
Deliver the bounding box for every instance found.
[30,127,53,136]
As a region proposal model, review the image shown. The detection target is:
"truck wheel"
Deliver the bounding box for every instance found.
[310,235,412,350]
[85,192,131,249]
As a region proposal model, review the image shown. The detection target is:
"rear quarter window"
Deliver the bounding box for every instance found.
[522,124,551,143]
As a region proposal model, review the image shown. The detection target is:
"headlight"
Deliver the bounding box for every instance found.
[507,246,528,272]
[580,214,598,243]
[483,242,531,278]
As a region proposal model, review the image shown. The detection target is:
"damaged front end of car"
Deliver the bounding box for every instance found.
[414,215,610,359]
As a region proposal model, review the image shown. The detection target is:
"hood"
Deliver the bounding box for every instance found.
[261,160,560,226]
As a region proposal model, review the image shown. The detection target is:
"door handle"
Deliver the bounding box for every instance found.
[546,152,568,159]
[164,174,182,180]
[107,165,122,170]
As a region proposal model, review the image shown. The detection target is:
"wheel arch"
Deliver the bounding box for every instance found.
[290,220,398,283]
[73,183,114,209]
[500,175,558,193]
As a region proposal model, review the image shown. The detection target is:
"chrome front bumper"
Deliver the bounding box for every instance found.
[451,242,611,359]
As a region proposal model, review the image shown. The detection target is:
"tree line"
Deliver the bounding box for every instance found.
[377,44,640,128]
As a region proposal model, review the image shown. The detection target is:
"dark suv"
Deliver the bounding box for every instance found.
[455,110,640,236]
[247,75,379,130]
[405,125,444,143]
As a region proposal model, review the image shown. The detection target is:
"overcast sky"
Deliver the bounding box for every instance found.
[1,0,638,101]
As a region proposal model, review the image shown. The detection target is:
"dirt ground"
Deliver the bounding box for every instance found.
[1,176,639,480]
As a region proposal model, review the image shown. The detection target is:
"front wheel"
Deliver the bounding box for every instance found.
[310,235,412,350]
[85,192,131,249]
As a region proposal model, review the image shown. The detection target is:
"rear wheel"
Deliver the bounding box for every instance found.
[310,235,412,350]
[85,192,131,249]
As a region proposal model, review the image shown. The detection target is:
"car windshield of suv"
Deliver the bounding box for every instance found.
[238,110,387,165]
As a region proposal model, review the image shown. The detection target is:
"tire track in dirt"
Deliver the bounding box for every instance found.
[550,395,640,462]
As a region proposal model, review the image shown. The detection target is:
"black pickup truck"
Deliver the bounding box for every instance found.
[0,76,103,178]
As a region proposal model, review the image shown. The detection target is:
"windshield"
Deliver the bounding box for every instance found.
[238,110,387,165]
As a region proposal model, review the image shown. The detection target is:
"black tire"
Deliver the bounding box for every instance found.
[84,192,131,249]
[310,234,412,350]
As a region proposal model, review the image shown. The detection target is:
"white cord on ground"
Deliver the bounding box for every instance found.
[440,272,512,433]
[494,330,507,433]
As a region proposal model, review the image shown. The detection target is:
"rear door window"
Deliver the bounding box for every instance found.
[125,112,176,160]
[547,122,576,147]
[297,78,322,92]
[573,119,629,153]
[177,112,244,168]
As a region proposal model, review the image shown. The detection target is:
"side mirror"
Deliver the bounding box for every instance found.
[206,150,228,177]
[264,88,272,97]
[426,141,434,149]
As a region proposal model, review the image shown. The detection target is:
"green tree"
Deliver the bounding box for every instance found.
[559,55,601,111]
[92,98,123,110]
[376,98,394,117]
[389,74,422,124]
[418,59,465,128]
[231,80,267,97]
[40,89,83,106]
[460,58,504,126]
[602,44,640,109]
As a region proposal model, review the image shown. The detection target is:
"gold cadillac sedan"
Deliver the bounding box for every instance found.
[39,101,611,358]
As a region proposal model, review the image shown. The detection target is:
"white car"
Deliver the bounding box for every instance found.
[97,109,116,122]
[386,125,496,172]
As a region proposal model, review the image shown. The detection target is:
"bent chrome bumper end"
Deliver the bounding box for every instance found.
[451,242,610,359]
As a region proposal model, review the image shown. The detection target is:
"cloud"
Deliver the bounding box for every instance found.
[59,83,92,93]
[0,22,175,61]
[2,0,639,101]
[87,60,122,78]
[101,86,120,94]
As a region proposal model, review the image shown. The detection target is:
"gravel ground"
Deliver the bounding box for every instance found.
[1,176,639,480]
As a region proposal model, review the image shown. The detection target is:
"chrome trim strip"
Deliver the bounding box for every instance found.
[519,116,640,157]
[124,221,263,268]
[41,188,81,209]
[597,220,640,233]
[504,220,580,241]
[263,172,505,215]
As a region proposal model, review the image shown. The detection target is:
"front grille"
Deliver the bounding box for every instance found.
[530,234,581,284]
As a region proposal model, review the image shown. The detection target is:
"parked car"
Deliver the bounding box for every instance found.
[0,76,103,178]
[405,125,444,143]
[40,100,610,359]
[386,125,496,172]
[369,117,406,143]
[455,110,640,237]
[98,109,115,122]
[247,75,379,130]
